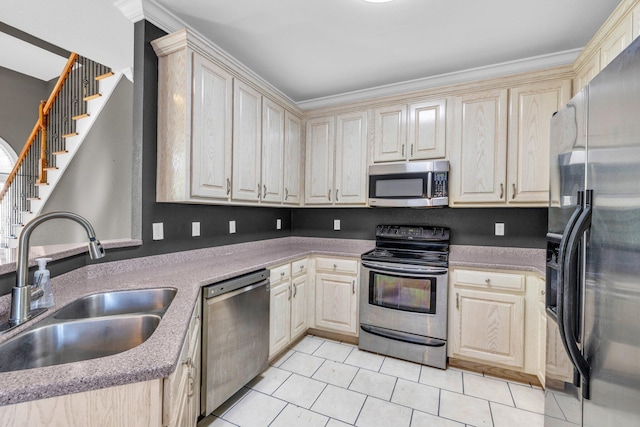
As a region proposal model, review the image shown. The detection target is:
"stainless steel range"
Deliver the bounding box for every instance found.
[359,225,449,369]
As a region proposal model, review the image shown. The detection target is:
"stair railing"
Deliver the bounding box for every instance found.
[0,53,112,247]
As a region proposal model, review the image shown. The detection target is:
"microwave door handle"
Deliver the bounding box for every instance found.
[562,189,592,400]
[426,171,433,199]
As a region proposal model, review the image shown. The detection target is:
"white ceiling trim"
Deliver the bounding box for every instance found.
[119,0,581,111]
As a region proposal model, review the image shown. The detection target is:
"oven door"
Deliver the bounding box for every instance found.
[360,260,448,340]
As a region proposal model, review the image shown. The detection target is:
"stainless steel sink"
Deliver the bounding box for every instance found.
[0,287,177,373]
[0,315,161,372]
[54,288,177,319]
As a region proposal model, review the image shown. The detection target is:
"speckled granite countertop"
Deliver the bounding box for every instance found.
[0,237,374,407]
[450,245,546,276]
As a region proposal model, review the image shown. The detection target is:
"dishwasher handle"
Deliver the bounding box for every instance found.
[203,269,270,299]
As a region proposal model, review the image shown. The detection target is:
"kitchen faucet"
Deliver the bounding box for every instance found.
[7,211,105,328]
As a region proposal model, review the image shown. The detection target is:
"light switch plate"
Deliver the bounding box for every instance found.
[192,222,200,237]
[334,219,341,231]
[276,218,282,230]
[495,222,505,236]
[229,220,236,234]
[152,222,164,240]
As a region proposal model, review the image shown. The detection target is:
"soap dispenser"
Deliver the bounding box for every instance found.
[31,257,54,309]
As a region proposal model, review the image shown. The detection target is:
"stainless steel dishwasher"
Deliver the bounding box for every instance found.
[201,269,270,416]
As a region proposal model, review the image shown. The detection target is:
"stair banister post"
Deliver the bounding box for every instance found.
[37,100,48,184]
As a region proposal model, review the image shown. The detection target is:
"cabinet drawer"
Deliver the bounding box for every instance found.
[315,257,358,275]
[454,269,525,292]
[270,264,291,283]
[291,258,309,277]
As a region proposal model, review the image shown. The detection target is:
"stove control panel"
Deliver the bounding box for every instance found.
[376,225,449,241]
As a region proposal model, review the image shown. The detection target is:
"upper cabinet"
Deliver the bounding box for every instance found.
[450,78,571,207]
[373,99,446,163]
[305,112,368,206]
[152,29,303,207]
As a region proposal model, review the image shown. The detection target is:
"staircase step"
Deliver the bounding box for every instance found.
[44,166,59,171]
[35,182,49,186]
[62,132,78,138]
[26,197,41,201]
[53,150,69,155]
[95,71,114,81]
[72,113,90,121]
[83,93,102,102]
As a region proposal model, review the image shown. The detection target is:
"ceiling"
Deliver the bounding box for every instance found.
[0,0,623,104]
[154,0,622,103]
[0,32,67,81]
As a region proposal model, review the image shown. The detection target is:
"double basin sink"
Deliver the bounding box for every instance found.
[0,287,177,373]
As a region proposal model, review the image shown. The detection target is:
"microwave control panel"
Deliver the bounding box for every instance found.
[433,172,448,197]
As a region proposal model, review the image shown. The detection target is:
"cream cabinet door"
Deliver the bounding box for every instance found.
[284,112,302,205]
[408,99,446,160]
[450,89,508,205]
[191,54,233,200]
[574,52,601,95]
[537,302,547,388]
[373,104,407,163]
[507,79,571,205]
[305,116,335,204]
[335,111,368,205]
[261,98,284,203]
[451,288,525,369]
[315,272,358,335]
[269,280,291,358]
[232,81,262,202]
[291,274,309,340]
[600,13,633,69]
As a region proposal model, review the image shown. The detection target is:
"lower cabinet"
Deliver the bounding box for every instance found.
[269,259,310,358]
[314,257,359,336]
[449,267,542,377]
[163,295,201,427]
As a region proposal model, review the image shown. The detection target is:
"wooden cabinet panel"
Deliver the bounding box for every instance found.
[408,99,446,160]
[232,81,262,202]
[261,98,285,203]
[305,116,334,204]
[600,14,633,69]
[335,111,368,204]
[269,280,292,358]
[284,112,302,204]
[315,257,359,274]
[191,54,233,199]
[373,104,407,163]
[508,80,571,204]
[450,89,508,205]
[538,302,547,388]
[315,272,358,335]
[291,274,309,340]
[454,268,525,292]
[451,288,525,369]
[574,52,600,95]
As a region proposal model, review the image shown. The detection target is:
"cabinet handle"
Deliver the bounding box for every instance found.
[485,278,491,285]
[456,292,459,310]
[288,284,292,300]
[402,144,405,157]
[281,271,285,277]
[512,183,516,200]
[352,280,356,294]
[499,183,504,199]
[410,144,414,157]
[333,263,337,270]
[285,188,289,200]
[226,178,231,195]
[328,189,331,201]
[293,283,297,298]
[263,185,267,198]
[335,189,339,202]
[300,264,304,270]
[187,372,195,397]
[257,183,261,199]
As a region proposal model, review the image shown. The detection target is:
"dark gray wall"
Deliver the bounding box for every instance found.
[0,66,49,153]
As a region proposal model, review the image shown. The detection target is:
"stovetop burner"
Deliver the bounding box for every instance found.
[362,225,450,267]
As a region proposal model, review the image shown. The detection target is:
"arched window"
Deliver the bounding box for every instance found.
[0,137,18,191]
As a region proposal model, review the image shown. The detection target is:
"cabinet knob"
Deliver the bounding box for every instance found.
[257,183,261,199]
[410,144,414,157]
[541,290,546,295]
[456,292,459,310]
[402,144,405,157]
[333,263,337,269]
[281,271,285,277]
[299,265,304,270]
[485,278,491,285]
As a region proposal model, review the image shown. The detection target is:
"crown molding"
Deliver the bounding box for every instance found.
[297,48,581,111]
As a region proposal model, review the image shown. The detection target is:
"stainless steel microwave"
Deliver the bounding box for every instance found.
[368,161,449,207]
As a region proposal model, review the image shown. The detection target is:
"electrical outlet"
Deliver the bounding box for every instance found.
[495,222,505,236]
[334,219,341,231]
[152,222,164,240]
[276,218,282,230]
[229,220,236,234]
[192,222,200,237]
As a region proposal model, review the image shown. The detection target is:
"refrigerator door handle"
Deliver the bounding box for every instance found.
[562,189,593,400]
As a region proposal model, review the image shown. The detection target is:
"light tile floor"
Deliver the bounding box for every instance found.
[199,335,544,427]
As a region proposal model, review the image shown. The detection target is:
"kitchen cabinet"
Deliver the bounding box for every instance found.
[373,99,446,163]
[537,280,547,388]
[314,257,359,335]
[600,13,633,71]
[450,78,570,207]
[154,43,234,203]
[232,81,263,202]
[269,258,310,358]
[283,112,302,204]
[163,295,201,427]
[305,112,368,205]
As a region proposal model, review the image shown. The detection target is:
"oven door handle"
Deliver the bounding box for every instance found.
[362,261,448,277]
